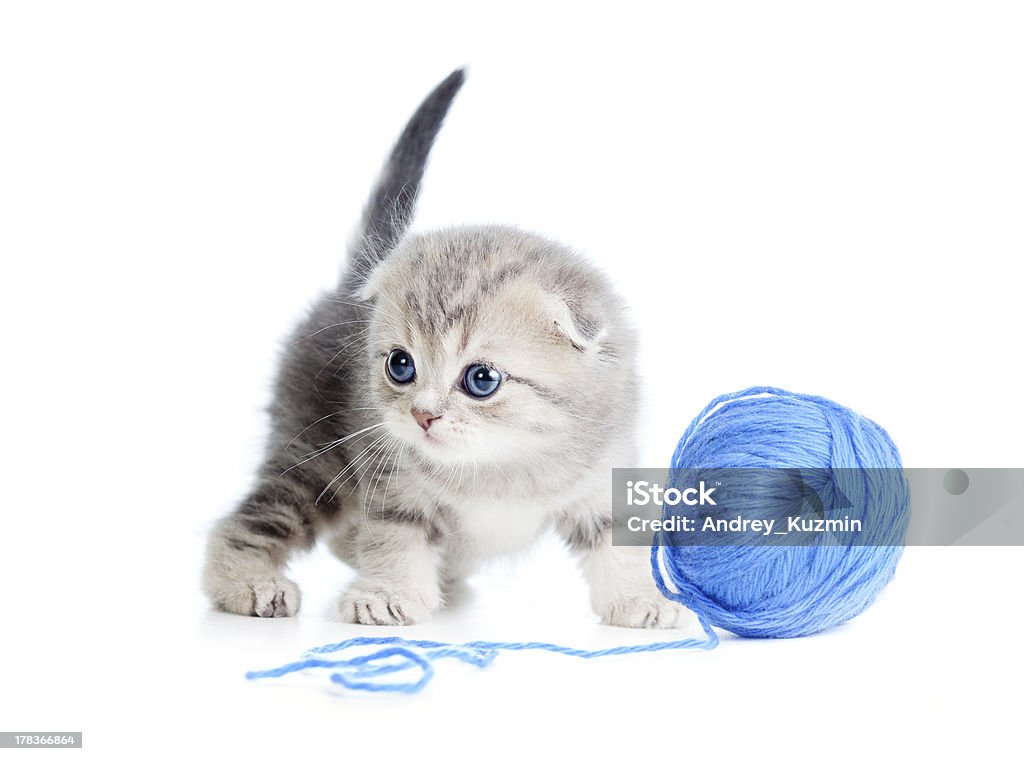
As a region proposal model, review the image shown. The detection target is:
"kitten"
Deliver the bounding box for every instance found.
[203,69,686,628]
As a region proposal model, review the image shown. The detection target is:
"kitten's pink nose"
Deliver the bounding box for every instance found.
[412,410,441,431]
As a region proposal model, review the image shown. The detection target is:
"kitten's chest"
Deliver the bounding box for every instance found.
[448,496,554,559]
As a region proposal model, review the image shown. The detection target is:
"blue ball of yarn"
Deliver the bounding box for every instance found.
[653,387,910,639]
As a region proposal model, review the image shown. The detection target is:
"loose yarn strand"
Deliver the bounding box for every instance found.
[246,623,719,695]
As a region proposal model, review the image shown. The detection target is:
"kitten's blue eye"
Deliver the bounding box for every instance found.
[463,364,502,398]
[386,349,416,384]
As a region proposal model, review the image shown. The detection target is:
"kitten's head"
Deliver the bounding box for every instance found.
[356,225,635,466]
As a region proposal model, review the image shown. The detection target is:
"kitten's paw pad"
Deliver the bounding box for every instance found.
[209,575,301,617]
[338,584,432,626]
[600,595,687,629]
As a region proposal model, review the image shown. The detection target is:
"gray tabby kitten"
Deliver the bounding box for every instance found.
[203,70,685,628]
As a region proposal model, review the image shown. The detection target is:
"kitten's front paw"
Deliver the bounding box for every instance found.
[600,594,688,629]
[338,581,435,626]
[207,575,301,618]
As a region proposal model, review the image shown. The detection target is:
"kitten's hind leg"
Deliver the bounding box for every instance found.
[203,473,325,617]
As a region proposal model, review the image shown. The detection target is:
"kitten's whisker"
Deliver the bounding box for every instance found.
[339,435,396,514]
[452,461,466,504]
[331,432,396,504]
[317,431,391,504]
[324,431,389,485]
[285,409,383,450]
[438,464,459,518]
[322,294,397,317]
[321,296,405,331]
[347,435,396,502]
[329,339,393,378]
[315,331,393,385]
[292,320,373,344]
[364,435,400,519]
[426,463,458,524]
[372,437,403,527]
[313,327,372,380]
[280,423,386,476]
[412,458,444,518]
[360,436,400,543]
[372,288,417,342]
[294,419,385,454]
[312,324,380,365]
[380,441,406,520]
[491,460,514,485]
[291,437,343,463]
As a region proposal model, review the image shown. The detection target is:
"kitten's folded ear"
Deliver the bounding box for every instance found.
[347,68,466,291]
[549,293,608,354]
[503,277,612,356]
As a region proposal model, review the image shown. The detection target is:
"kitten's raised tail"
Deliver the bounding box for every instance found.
[351,68,466,274]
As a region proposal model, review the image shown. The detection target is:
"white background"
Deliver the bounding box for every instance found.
[1,1,1021,758]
